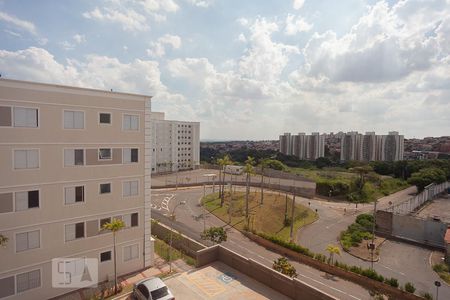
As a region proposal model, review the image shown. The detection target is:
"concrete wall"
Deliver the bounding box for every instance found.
[151,221,206,257]
[243,232,424,300]
[392,215,447,249]
[376,210,393,235]
[196,245,337,300]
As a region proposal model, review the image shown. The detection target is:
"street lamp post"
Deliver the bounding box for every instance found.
[169,200,186,273]
[371,199,378,270]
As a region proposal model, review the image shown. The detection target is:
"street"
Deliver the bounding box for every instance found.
[152,185,449,299]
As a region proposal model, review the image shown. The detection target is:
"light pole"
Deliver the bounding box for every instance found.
[169,200,186,273]
[370,199,378,270]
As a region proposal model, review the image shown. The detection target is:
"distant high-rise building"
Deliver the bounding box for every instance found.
[340,131,404,162]
[279,132,325,160]
[151,112,200,173]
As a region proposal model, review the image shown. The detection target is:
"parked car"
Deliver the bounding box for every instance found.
[132,277,175,300]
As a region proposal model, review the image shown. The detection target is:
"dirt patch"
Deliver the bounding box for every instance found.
[345,237,386,262]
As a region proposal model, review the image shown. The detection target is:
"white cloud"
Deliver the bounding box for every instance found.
[293,0,305,10]
[186,0,215,8]
[82,0,180,31]
[83,7,149,32]
[73,34,86,44]
[301,1,450,83]
[147,34,181,57]
[237,33,246,42]
[238,17,300,82]
[237,18,249,26]
[0,11,37,35]
[285,14,312,35]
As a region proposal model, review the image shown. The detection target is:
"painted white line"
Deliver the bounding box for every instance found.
[296,273,362,300]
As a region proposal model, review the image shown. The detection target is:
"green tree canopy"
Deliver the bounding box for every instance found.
[407,167,446,191]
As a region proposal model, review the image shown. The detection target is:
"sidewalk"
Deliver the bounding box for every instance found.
[58,254,192,300]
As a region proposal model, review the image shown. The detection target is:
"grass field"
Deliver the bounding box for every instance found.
[153,237,196,266]
[288,167,409,202]
[202,191,318,241]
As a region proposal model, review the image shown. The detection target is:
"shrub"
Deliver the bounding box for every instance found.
[361,268,384,282]
[314,253,327,263]
[404,282,416,293]
[384,277,399,288]
[420,292,433,300]
[256,232,314,257]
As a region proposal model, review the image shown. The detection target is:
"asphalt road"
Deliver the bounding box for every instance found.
[152,186,372,300]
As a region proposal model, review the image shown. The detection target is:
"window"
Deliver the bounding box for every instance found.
[15,190,39,211]
[65,186,84,204]
[123,244,139,261]
[123,114,139,131]
[123,148,138,163]
[99,217,111,230]
[14,149,39,169]
[16,269,40,293]
[123,212,138,227]
[13,107,38,128]
[123,180,138,197]
[100,183,111,194]
[99,113,111,124]
[98,148,112,160]
[0,276,15,298]
[64,111,84,129]
[64,149,84,166]
[65,222,85,241]
[16,230,40,252]
[100,251,111,262]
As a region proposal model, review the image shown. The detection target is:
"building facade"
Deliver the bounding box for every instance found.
[150,112,200,173]
[279,132,325,160]
[0,79,153,299]
[340,131,404,162]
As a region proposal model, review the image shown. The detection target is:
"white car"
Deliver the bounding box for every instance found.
[132,277,175,300]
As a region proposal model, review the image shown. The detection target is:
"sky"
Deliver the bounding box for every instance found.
[0,0,449,140]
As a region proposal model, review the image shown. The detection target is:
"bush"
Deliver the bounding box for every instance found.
[361,268,384,282]
[256,232,314,257]
[314,253,327,263]
[420,292,433,300]
[404,282,416,293]
[316,180,351,197]
[384,277,399,288]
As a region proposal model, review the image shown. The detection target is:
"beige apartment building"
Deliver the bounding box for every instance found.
[0,79,153,299]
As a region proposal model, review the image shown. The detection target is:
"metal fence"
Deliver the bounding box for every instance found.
[385,181,449,215]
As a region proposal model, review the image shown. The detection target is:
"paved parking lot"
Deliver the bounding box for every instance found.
[165,262,290,300]
[415,196,450,223]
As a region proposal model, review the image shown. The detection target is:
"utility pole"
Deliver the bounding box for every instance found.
[289,193,296,242]
[284,193,288,224]
[203,183,206,232]
[371,199,377,270]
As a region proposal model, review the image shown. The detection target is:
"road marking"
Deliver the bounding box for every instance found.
[296,273,362,300]
[377,258,406,276]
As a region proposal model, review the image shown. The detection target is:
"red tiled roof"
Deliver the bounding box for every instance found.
[445,228,450,244]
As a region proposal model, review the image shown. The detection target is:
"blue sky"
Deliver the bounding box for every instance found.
[0,0,449,140]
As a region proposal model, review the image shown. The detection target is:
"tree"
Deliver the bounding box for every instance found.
[408,167,446,192]
[244,156,255,223]
[315,157,332,169]
[325,244,341,264]
[101,218,125,294]
[201,227,227,244]
[217,155,232,207]
[351,165,373,191]
[272,257,297,278]
[0,234,8,248]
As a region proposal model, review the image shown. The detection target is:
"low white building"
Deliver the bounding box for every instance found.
[151,112,200,173]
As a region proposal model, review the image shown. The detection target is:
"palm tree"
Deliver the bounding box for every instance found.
[351,165,373,192]
[101,218,125,294]
[244,156,255,224]
[259,158,270,205]
[0,234,8,248]
[217,155,232,207]
[325,244,341,264]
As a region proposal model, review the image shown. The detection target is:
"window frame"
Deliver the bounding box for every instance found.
[15,268,42,295]
[64,222,85,242]
[99,182,112,195]
[122,243,139,262]
[98,112,112,125]
[122,113,140,131]
[13,148,40,170]
[63,185,86,205]
[122,180,139,197]
[123,148,139,164]
[13,106,39,128]
[99,250,112,263]
[63,148,85,167]
[98,148,112,160]
[63,109,85,130]
[14,189,40,212]
[15,229,41,253]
